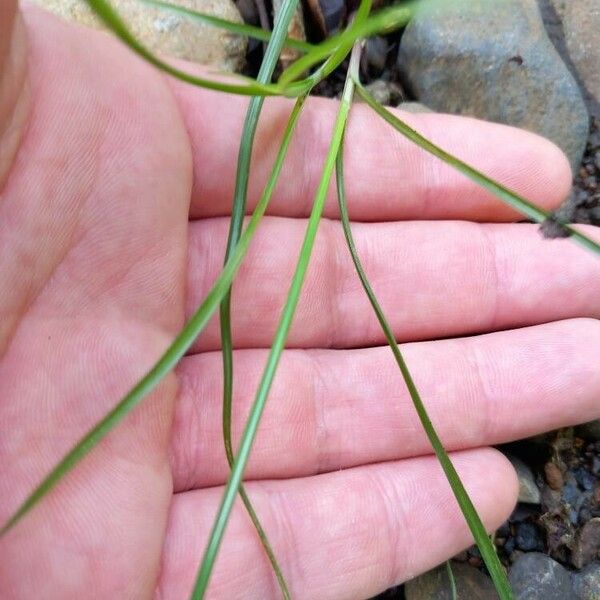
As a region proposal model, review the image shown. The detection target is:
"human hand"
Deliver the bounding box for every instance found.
[1,3,598,598]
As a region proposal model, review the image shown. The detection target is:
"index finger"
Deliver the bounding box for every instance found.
[170,81,573,222]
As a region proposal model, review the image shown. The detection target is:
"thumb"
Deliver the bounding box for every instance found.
[0,0,28,189]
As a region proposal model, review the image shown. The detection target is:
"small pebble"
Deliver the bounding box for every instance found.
[504,537,516,554]
[509,456,542,504]
[516,522,543,552]
[593,482,600,506]
[563,477,581,505]
[572,518,600,569]
[363,37,389,76]
[509,553,573,599]
[509,550,524,564]
[574,467,596,492]
[545,462,564,491]
[579,507,592,525]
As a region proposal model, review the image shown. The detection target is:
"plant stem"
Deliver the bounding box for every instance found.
[85,0,281,96]
[335,140,513,599]
[446,560,458,600]
[355,84,600,258]
[219,1,300,597]
[190,41,365,600]
[140,0,315,52]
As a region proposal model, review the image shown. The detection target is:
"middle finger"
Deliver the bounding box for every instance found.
[185,217,600,352]
[170,318,600,491]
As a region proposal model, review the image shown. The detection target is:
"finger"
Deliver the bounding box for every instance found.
[185,218,600,351]
[170,319,600,490]
[158,449,517,599]
[170,80,572,222]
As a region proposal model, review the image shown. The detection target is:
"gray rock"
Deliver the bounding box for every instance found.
[30,0,246,71]
[548,0,567,20]
[405,561,496,600]
[365,80,393,106]
[509,552,573,599]
[552,0,600,117]
[398,101,433,114]
[398,0,589,172]
[572,562,600,600]
[508,455,542,504]
[572,518,600,569]
[538,0,565,38]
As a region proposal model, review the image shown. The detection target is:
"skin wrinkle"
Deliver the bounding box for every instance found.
[367,468,408,590]
[262,488,302,597]
[478,221,502,332]
[396,111,437,219]
[306,349,334,474]
[324,218,344,349]
[460,336,495,448]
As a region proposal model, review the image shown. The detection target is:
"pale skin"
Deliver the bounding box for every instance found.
[0,2,599,598]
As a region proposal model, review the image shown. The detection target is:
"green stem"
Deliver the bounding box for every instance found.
[190,41,365,600]
[278,0,373,89]
[280,2,414,98]
[140,0,315,52]
[219,1,301,597]
[355,84,600,257]
[446,560,458,600]
[85,0,281,96]
[335,142,513,599]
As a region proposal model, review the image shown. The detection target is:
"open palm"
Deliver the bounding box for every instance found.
[1,3,599,599]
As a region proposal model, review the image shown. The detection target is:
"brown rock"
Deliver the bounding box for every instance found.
[545,461,564,491]
[30,0,246,71]
[593,482,600,507]
[272,0,306,67]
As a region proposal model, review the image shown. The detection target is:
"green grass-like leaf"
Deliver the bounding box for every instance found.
[446,560,458,600]
[85,0,282,96]
[139,0,315,53]
[279,2,415,90]
[190,41,365,599]
[0,94,308,540]
[87,0,418,99]
[278,0,373,87]
[335,141,513,600]
[355,84,600,257]
[218,0,302,597]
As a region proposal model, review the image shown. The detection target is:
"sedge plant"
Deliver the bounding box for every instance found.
[1,1,599,599]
